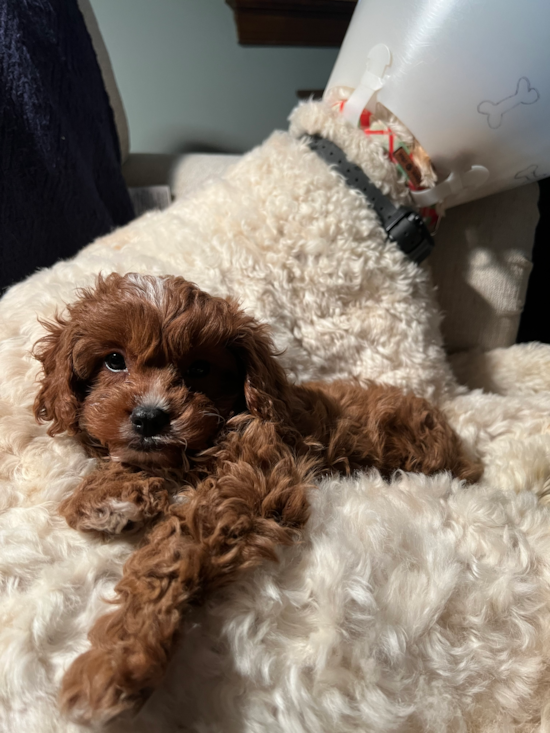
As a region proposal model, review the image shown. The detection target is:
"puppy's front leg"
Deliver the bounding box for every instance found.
[60,463,171,536]
[59,423,314,724]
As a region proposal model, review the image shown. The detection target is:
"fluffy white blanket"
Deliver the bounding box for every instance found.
[1,101,550,733]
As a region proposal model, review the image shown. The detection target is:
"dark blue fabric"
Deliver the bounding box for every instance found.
[0,0,135,292]
[517,177,550,344]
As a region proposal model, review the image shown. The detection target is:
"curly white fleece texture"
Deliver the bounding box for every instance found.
[1,101,550,733]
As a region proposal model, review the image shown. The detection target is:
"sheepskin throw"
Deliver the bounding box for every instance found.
[1,101,550,733]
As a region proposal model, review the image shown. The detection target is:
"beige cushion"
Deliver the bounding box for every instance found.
[122,153,240,198]
[169,154,242,199]
[431,184,538,352]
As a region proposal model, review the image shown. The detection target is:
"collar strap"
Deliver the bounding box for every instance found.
[306,135,435,263]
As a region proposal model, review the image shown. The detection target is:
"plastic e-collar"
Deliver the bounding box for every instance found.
[342,44,392,127]
[410,166,490,207]
[342,45,490,206]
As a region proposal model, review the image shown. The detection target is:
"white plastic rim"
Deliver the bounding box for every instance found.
[325,0,550,207]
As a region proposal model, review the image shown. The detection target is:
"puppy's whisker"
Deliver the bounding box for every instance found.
[202,411,225,424]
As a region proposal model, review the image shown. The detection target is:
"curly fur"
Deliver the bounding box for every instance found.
[32,273,479,724]
[125,470,550,733]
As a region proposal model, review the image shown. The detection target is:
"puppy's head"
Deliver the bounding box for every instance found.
[33,273,289,468]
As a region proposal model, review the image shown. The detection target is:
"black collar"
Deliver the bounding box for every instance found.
[306,135,434,263]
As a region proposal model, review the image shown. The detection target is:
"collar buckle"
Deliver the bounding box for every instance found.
[385,209,434,263]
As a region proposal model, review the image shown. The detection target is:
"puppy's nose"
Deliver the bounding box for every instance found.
[130,406,170,437]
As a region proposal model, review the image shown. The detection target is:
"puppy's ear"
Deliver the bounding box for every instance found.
[33,316,82,436]
[231,311,291,424]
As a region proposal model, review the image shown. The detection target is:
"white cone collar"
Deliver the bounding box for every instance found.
[325,0,550,208]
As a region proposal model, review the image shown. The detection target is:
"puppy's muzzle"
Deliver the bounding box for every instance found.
[131,406,170,438]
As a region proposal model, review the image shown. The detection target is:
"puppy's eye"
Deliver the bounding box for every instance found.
[105,353,127,372]
[185,360,210,379]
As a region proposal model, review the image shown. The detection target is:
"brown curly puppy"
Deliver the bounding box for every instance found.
[33,273,481,725]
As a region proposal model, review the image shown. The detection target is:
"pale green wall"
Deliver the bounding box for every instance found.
[89,0,339,154]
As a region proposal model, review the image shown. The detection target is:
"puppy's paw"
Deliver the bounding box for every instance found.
[59,468,170,536]
[66,498,145,535]
[455,456,484,485]
[60,648,143,725]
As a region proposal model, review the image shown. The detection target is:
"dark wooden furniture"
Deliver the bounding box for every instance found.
[225,0,357,46]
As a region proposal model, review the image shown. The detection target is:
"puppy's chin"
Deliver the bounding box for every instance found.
[110,445,186,470]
